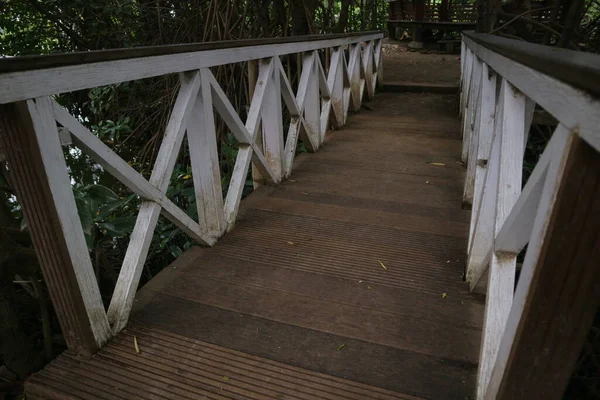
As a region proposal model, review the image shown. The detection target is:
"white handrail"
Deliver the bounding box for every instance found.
[460,33,600,400]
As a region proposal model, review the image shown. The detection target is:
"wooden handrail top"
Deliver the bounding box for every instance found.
[0,31,383,104]
[462,31,600,98]
[0,31,382,74]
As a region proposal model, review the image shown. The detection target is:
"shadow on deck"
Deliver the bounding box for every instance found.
[27,92,484,400]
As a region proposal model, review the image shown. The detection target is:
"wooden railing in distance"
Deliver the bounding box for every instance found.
[0,31,384,355]
[460,31,600,400]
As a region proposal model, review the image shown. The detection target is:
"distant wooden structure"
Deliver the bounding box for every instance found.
[386,0,477,44]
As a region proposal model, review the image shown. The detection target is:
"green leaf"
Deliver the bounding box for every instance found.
[84,227,97,251]
[82,185,119,203]
[97,216,137,238]
[75,196,93,235]
[168,245,183,258]
[159,229,180,249]
[96,194,136,221]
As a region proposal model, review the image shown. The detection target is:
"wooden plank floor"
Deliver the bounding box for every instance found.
[26,92,484,400]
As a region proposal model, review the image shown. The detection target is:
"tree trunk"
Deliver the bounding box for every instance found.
[290,0,311,35]
[336,0,353,32]
[370,0,378,30]
[558,0,585,47]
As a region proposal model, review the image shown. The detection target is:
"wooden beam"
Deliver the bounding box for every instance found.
[467,63,496,249]
[248,59,264,189]
[466,80,505,289]
[485,129,600,400]
[224,57,277,229]
[477,79,526,399]
[0,99,111,354]
[327,47,345,129]
[261,57,284,181]
[462,55,482,163]
[187,69,226,239]
[347,44,362,112]
[0,33,383,105]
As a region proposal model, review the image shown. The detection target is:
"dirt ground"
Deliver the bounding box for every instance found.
[382,38,461,85]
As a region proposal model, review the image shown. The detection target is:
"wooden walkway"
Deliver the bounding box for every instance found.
[26,92,484,400]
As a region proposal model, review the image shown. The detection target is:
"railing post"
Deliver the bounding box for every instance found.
[248,59,264,189]
[460,47,474,123]
[0,99,111,355]
[363,40,376,100]
[328,46,345,129]
[485,132,600,400]
[462,55,482,163]
[303,51,321,149]
[348,44,362,112]
[464,63,496,227]
[476,78,526,400]
[188,69,226,239]
[260,57,284,180]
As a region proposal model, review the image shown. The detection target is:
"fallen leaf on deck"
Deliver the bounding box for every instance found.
[222,376,230,381]
[134,336,140,354]
[301,192,308,196]
[288,179,297,182]
[377,260,388,270]
[286,241,295,245]
[426,180,430,184]
[427,162,446,166]
[441,293,448,298]
[368,286,372,290]
[337,344,346,351]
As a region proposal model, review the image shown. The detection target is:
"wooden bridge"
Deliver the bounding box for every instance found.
[0,32,598,400]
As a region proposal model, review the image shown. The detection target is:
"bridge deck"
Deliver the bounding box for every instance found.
[26,92,484,400]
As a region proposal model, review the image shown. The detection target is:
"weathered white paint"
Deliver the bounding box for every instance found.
[316,56,334,139]
[348,44,362,112]
[53,103,213,246]
[476,79,526,400]
[282,54,318,177]
[463,55,482,162]
[301,52,321,150]
[107,70,204,332]
[188,69,226,238]
[463,35,600,153]
[461,48,474,127]
[483,124,573,400]
[261,57,284,180]
[26,97,112,347]
[328,47,345,129]
[466,81,505,289]
[224,57,276,228]
[463,57,484,206]
[0,33,383,105]
[206,68,277,183]
[493,143,552,253]
[467,63,497,250]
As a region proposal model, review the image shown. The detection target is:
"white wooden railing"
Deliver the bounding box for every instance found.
[0,32,383,354]
[460,32,600,399]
